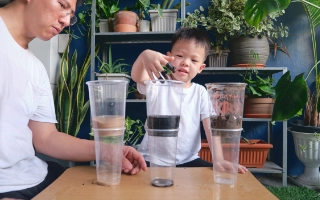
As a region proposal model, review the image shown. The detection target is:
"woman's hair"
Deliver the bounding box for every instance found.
[171,28,211,59]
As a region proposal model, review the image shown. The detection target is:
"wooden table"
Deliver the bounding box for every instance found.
[33,166,278,200]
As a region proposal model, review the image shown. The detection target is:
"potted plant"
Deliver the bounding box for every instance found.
[182,0,289,67]
[241,68,275,118]
[124,0,151,32]
[95,43,131,88]
[79,0,120,32]
[148,0,190,31]
[238,137,273,168]
[113,10,139,32]
[199,137,273,168]
[244,0,320,187]
[182,8,229,67]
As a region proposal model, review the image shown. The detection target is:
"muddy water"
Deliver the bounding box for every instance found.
[92,115,125,129]
[211,115,243,129]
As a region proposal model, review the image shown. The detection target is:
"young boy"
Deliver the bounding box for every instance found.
[131,28,247,173]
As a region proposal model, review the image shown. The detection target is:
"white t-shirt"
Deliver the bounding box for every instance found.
[137,82,210,165]
[0,17,57,193]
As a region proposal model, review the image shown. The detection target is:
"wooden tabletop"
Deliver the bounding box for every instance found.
[33,166,278,200]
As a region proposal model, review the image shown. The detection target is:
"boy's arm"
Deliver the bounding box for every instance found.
[131,49,174,84]
[202,118,224,161]
[202,118,248,173]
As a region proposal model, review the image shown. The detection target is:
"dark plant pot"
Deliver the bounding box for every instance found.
[290,120,320,133]
[134,91,146,99]
[230,36,269,66]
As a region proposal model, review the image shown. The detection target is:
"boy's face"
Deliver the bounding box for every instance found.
[167,39,206,88]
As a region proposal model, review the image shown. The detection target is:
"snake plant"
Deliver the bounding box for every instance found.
[54,39,99,136]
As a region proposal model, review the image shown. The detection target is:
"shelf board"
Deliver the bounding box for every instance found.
[243,118,272,122]
[126,99,146,103]
[248,161,283,174]
[202,67,287,75]
[95,32,175,44]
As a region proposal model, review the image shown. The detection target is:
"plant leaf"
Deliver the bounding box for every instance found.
[70,51,78,90]
[75,101,90,136]
[172,2,190,9]
[244,0,291,27]
[272,72,308,121]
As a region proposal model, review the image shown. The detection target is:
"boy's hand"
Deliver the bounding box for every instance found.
[140,50,174,80]
[238,164,248,174]
[214,160,248,174]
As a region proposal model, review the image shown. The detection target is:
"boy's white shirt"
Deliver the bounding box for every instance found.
[137,81,210,165]
[0,17,57,192]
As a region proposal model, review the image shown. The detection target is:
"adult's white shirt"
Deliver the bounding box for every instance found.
[0,17,57,193]
[137,82,210,165]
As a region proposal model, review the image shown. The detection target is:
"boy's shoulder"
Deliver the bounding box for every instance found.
[192,83,207,92]
[185,83,207,96]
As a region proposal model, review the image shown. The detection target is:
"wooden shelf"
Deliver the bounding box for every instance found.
[202,67,287,75]
[95,32,174,44]
[248,161,283,174]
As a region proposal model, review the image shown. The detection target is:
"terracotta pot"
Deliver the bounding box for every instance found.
[238,139,273,168]
[243,97,274,118]
[114,24,137,32]
[199,139,273,168]
[114,11,138,26]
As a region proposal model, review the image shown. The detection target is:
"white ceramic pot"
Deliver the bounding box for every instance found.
[99,19,109,33]
[148,9,178,32]
[289,128,320,188]
[139,20,150,32]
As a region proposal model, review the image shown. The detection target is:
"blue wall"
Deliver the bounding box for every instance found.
[70,0,320,177]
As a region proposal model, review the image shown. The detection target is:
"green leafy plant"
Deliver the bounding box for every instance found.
[244,0,320,123]
[124,116,145,146]
[182,0,288,51]
[150,0,190,18]
[96,43,130,74]
[54,39,99,137]
[127,84,137,98]
[78,0,120,27]
[241,69,275,98]
[124,0,151,20]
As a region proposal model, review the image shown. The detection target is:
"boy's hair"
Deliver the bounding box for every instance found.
[171,28,211,60]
